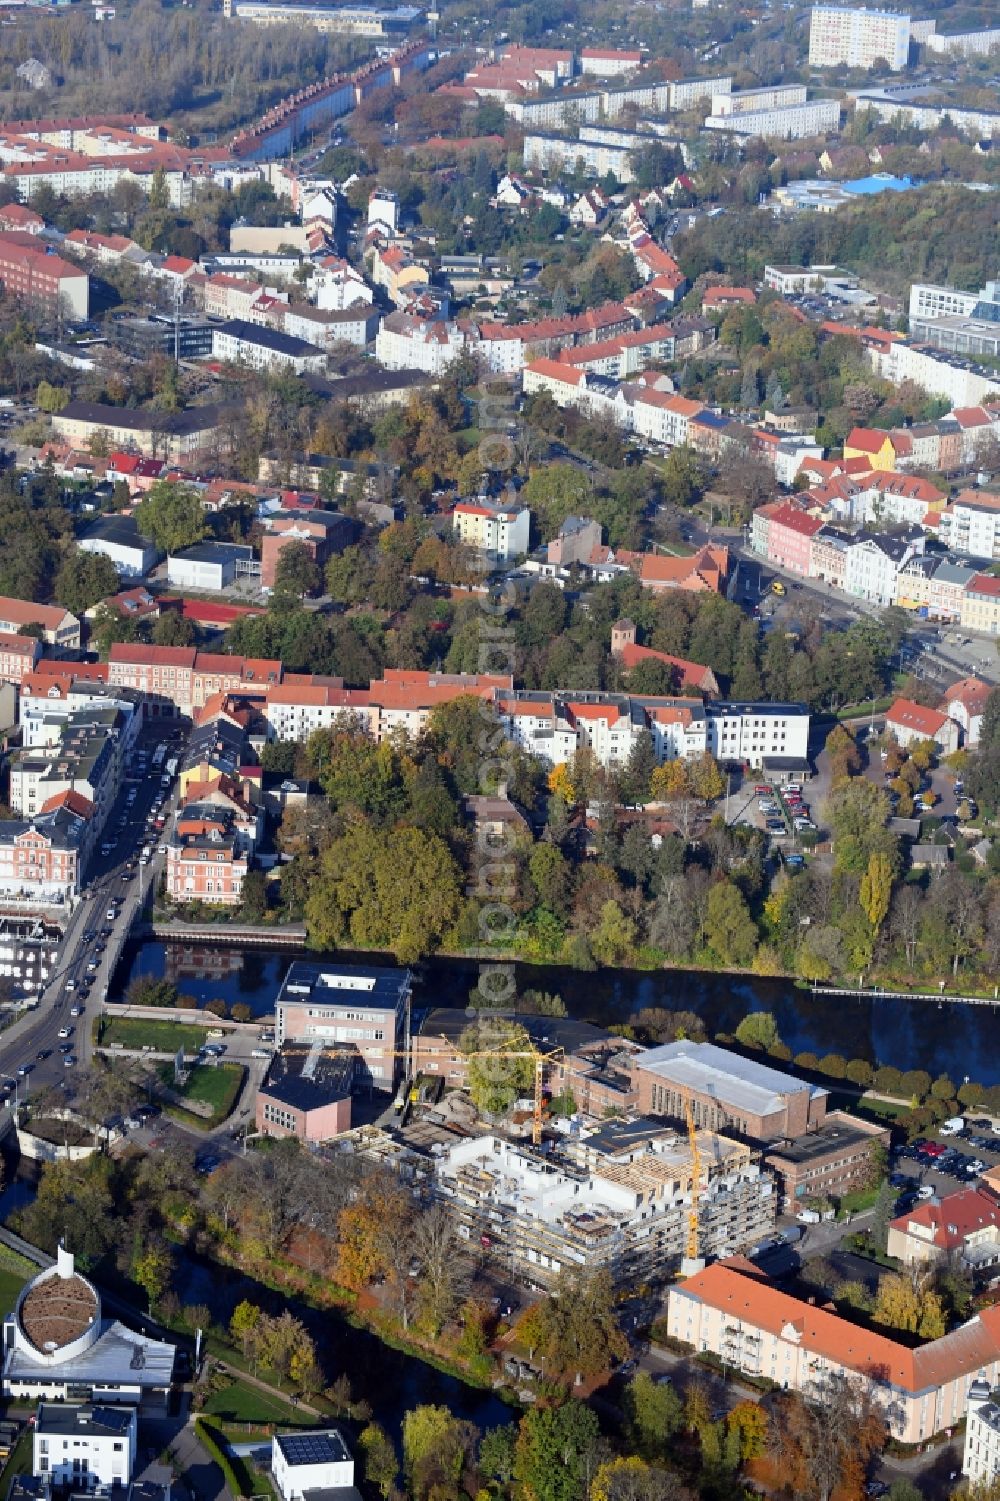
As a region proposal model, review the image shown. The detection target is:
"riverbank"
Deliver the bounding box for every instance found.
[113,936,1000,1086]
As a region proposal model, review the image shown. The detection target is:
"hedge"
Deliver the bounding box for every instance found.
[194,1417,250,1501]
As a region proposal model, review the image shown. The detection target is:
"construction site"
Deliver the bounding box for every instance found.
[427,1117,776,1290]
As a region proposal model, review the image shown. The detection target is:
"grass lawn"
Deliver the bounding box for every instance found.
[857,1097,909,1120]
[0,1245,34,1321]
[164,1062,244,1128]
[98,1016,209,1053]
[203,1378,308,1430]
[837,1184,882,1218]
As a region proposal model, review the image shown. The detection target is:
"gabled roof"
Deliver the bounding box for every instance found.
[945,676,992,714]
[886,697,950,737]
[891,1185,1000,1252]
[845,426,895,454]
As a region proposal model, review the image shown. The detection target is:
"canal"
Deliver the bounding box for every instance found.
[118,938,1000,1086]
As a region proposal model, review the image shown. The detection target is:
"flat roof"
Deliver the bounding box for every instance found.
[764,1115,884,1164]
[36,1403,134,1437]
[275,1430,351,1468]
[279,962,411,1011]
[4,1319,176,1389]
[636,1040,826,1118]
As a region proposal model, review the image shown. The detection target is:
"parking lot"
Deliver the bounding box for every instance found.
[891,1119,1000,1210]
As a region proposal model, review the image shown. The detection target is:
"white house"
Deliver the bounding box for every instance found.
[885,697,961,755]
[272,1430,358,1501]
[452,499,530,562]
[212,319,326,375]
[35,1404,137,1489]
[844,532,923,608]
[77,515,158,579]
[945,677,992,747]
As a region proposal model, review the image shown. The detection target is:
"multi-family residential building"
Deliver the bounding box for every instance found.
[0,632,39,685]
[629,389,704,447]
[669,1259,1000,1443]
[924,23,1000,56]
[432,1123,775,1289]
[867,339,1000,408]
[894,555,980,620]
[808,4,911,69]
[889,1185,1000,1271]
[939,490,1000,560]
[452,498,530,562]
[843,530,924,607]
[274,961,412,1091]
[9,703,136,842]
[961,574,1000,636]
[0,799,91,907]
[212,319,326,374]
[33,1404,137,1489]
[579,47,644,75]
[965,1381,1000,1487]
[165,803,250,906]
[0,597,79,649]
[703,98,841,139]
[0,232,89,318]
[885,696,960,753]
[53,400,237,462]
[752,501,823,573]
[710,84,807,116]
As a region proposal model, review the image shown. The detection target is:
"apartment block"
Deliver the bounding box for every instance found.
[670,1259,1000,1442]
[808,5,911,69]
[764,1111,890,1211]
[432,1122,775,1289]
[0,232,89,319]
[703,98,841,139]
[0,597,79,649]
[452,498,530,562]
[34,1404,136,1489]
[965,1381,1000,1487]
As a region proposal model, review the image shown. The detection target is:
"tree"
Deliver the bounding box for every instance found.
[132,1238,172,1310]
[623,1372,683,1459]
[734,1011,781,1051]
[873,1273,921,1333]
[460,1018,535,1117]
[273,539,321,601]
[402,1406,473,1501]
[412,1203,466,1335]
[240,870,267,924]
[54,549,120,616]
[590,899,637,967]
[514,1402,600,1501]
[859,851,893,934]
[359,1424,397,1500]
[870,1178,895,1255]
[650,759,690,801]
[305,822,462,963]
[704,880,758,967]
[529,842,571,916]
[687,753,725,803]
[532,1267,628,1380]
[134,482,207,553]
[727,1401,768,1461]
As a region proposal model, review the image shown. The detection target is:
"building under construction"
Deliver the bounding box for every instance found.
[431,1117,775,1289]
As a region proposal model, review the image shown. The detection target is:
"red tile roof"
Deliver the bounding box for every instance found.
[890,1186,1000,1252]
[886,697,950,737]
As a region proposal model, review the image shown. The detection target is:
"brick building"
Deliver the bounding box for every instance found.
[0,232,89,319]
[165,804,250,906]
[763,1111,889,1210]
[256,1045,354,1141]
[632,1040,829,1142]
[260,509,357,591]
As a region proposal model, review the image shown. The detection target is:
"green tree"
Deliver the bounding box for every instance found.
[590,899,637,967]
[272,540,320,601]
[132,1238,172,1310]
[54,550,120,615]
[528,842,571,916]
[134,482,207,553]
[359,1424,397,1500]
[402,1405,472,1501]
[704,880,758,967]
[305,822,462,963]
[734,1011,780,1051]
[459,1018,535,1116]
[623,1372,683,1459]
[533,1268,628,1380]
[514,1402,600,1501]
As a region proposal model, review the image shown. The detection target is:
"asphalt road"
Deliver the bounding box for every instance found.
[0,722,187,1105]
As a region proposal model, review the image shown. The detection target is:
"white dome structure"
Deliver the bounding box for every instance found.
[12,1243,101,1364]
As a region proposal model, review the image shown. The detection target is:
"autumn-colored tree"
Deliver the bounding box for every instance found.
[687,752,725,803]
[859,850,893,933]
[873,1272,921,1333]
[649,758,690,801]
[548,762,577,804]
[727,1400,768,1461]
